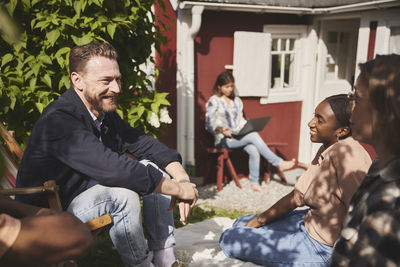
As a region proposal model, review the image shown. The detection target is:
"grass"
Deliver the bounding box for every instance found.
[78,204,249,266]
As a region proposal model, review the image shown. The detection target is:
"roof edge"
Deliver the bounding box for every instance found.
[176,0,400,14]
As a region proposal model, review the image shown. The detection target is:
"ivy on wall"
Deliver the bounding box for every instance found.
[0,0,171,148]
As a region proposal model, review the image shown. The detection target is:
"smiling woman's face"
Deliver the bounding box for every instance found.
[308,100,340,147]
[349,76,374,145]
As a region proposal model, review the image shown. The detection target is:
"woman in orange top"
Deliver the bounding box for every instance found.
[219,94,372,266]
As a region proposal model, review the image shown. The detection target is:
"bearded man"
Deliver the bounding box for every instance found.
[16,42,197,267]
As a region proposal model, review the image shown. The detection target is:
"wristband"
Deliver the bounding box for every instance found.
[256,215,266,226]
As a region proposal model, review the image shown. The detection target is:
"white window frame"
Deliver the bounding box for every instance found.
[260,25,308,104]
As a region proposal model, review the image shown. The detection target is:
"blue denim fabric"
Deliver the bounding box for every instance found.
[67,160,174,267]
[219,209,332,267]
[218,132,282,184]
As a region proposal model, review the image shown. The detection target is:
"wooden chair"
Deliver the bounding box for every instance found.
[0,123,112,266]
[204,148,242,191]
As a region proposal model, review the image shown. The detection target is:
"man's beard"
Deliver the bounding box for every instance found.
[84,91,118,114]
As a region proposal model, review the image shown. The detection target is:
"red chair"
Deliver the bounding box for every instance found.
[205,148,242,191]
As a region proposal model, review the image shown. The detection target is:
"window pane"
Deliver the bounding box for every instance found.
[325,31,349,80]
[284,54,294,87]
[281,38,286,51]
[272,39,278,51]
[289,38,295,50]
[271,54,280,88]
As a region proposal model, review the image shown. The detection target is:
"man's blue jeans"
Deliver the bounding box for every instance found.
[218,132,283,184]
[67,161,175,267]
[219,209,332,267]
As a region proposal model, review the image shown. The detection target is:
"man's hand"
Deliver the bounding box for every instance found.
[154,178,198,225]
[168,181,198,225]
[164,162,198,224]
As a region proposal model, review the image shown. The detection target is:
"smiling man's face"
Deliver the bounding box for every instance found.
[73,56,122,116]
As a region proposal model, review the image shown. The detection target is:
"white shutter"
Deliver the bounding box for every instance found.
[233,31,271,97]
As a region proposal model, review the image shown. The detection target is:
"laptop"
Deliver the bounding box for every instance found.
[233,116,271,138]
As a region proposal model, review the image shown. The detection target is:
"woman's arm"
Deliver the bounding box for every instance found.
[245,190,298,228]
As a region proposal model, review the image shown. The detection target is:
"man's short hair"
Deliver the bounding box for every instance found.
[69,42,118,75]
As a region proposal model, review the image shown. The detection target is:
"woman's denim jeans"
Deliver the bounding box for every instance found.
[218,132,282,184]
[67,160,174,267]
[219,209,332,267]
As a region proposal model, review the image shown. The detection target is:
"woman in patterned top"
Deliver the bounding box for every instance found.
[219,94,371,266]
[331,54,400,266]
[205,71,295,193]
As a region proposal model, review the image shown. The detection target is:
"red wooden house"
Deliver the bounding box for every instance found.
[154,0,400,177]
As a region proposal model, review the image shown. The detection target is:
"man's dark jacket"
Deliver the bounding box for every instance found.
[16,88,181,209]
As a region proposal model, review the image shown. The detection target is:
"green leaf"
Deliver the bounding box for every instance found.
[35,102,45,113]
[71,34,93,46]
[136,106,145,117]
[56,56,64,68]
[40,55,52,65]
[116,109,123,118]
[41,74,52,88]
[83,17,94,24]
[91,0,102,7]
[55,47,71,57]
[150,102,159,114]
[32,0,41,7]
[23,55,35,64]
[106,24,117,39]
[29,77,37,90]
[25,69,34,80]
[5,0,18,16]
[46,30,61,47]
[21,0,31,8]
[74,1,81,16]
[34,20,50,30]
[1,53,13,67]
[58,75,70,90]
[32,63,41,77]
[9,94,16,110]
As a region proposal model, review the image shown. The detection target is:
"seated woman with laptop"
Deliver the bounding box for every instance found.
[205,71,295,193]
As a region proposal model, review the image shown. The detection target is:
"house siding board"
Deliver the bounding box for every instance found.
[195,10,305,176]
[155,1,178,149]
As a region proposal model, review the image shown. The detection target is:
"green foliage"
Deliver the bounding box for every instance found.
[0,0,170,146]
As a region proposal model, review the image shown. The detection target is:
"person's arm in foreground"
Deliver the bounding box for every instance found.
[0,198,93,266]
[245,190,298,228]
[153,176,198,225]
[165,162,198,225]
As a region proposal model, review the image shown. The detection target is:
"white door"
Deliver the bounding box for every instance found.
[315,19,360,104]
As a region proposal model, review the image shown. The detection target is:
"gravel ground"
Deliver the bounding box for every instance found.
[174,168,307,266]
[195,168,305,213]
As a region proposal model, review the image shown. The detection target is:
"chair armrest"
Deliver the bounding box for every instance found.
[85,214,113,231]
